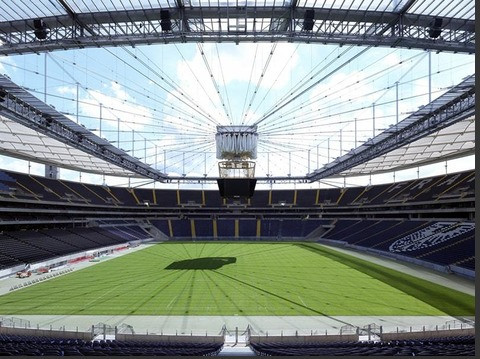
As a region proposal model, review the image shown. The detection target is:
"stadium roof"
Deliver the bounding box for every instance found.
[1,70,474,182]
[0,74,167,179]
[0,0,475,183]
[337,117,475,177]
[308,74,475,180]
[0,115,135,177]
[0,0,474,55]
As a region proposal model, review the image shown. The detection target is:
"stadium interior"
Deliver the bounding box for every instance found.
[0,0,475,356]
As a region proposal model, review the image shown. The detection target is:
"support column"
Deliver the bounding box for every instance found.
[163,150,166,173]
[76,82,79,124]
[339,129,343,156]
[182,152,186,177]
[428,50,432,103]
[44,53,47,103]
[99,103,103,138]
[43,54,57,182]
[395,81,399,125]
[354,118,357,147]
[204,152,207,177]
[307,149,311,174]
[132,130,135,155]
[372,103,375,138]
[372,103,375,137]
[267,152,270,176]
[288,152,291,177]
[45,164,58,179]
[327,138,330,162]
[117,118,120,147]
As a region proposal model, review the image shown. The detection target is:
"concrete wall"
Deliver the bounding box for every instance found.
[0,326,93,340]
[170,237,305,241]
[249,333,359,344]
[450,265,475,279]
[115,333,224,344]
[0,238,153,279]
[380,328,474,341]
[0,264,25,279]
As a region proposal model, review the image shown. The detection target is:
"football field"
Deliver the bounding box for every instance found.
[0,242,474,316]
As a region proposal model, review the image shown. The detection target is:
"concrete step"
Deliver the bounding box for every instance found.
[218,345,256,356]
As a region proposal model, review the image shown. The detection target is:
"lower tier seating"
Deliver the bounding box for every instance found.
[250,336,475,356]
[0,335,223,356]
[322,219,475,271]
[0,226,150,269]
[151,218,329,238]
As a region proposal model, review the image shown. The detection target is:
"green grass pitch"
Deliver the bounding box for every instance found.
[0,242,474,316]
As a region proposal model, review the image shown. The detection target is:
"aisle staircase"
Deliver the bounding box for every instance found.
[218,326,256,356]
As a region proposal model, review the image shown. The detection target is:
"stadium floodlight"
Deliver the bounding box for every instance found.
[215,125,258,198]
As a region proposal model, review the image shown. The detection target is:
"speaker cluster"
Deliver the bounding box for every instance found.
[303,10,315,31]
[160,10,172,32]
[428,17,443,38]
[33,19,48,40]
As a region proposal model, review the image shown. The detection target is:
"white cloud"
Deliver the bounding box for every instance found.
[80,82,154,131]
[207,43,299,89]
[382,53,401,67]
[162,43,301,130]
[154,43,302,178]
[110,81,129,101]
[56,86,77,95]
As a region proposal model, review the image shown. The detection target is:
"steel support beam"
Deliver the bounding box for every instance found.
[0,75,168,181]
[167,175,308,184]
[0,7,474,55]
[307,75,475,182]
[56,0,95,36]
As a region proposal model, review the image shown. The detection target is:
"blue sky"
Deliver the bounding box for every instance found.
[0,42,475,188]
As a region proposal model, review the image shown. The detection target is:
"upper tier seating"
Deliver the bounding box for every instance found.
[0,171,15,193]
[0,169,474,208]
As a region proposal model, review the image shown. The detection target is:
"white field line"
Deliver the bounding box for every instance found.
[298,295,307,307]
[167,295,178,309]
